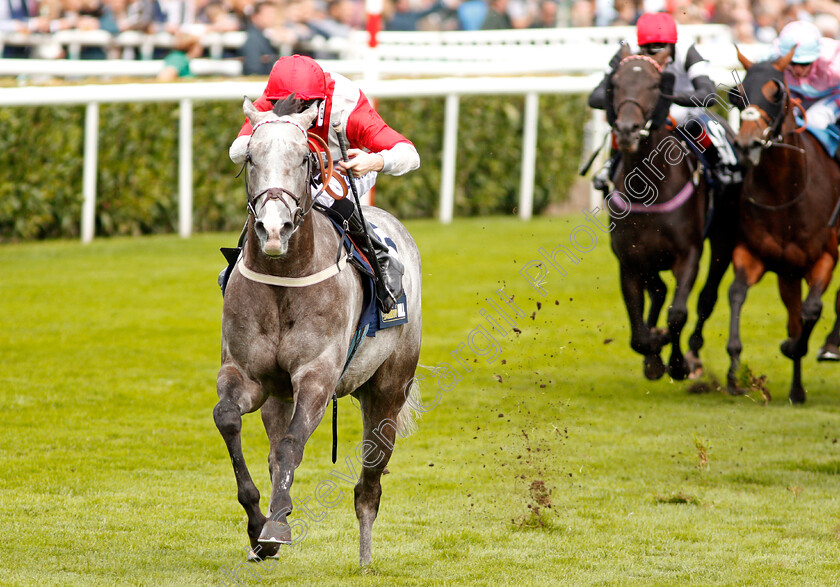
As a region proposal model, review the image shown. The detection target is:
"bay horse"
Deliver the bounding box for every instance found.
[727,48,840,403]
[607,45,735,381]
[214,96,423,564]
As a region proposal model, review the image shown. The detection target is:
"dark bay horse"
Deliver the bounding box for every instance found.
[727,48,840,403]
[214,96,423,564]
[607,46,734,381]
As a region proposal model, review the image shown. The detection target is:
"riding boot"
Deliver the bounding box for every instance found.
[593,150,619,200]
[346,210,404,313]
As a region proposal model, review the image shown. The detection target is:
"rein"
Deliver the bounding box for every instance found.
[742,85,810,210]
[236,115,349,287]
[239,117,337,232]
[612,55,667,138]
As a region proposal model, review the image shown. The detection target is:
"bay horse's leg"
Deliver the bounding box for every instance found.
[214,365,268,552]
[777,275,805,404]
[255,395,294,558]
[646,273,667,330]
[666,247,702,380]
[687,208,737,377]
[783,252,835,403]
[260,367,334,549]
[727,245,765,394]
[817,288,840,361]
[620,265,664,379]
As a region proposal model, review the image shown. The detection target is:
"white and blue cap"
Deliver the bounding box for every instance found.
[777,20,822,64]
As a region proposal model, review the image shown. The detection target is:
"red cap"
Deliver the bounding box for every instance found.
[636,12,678,46]
[264,55,327,101]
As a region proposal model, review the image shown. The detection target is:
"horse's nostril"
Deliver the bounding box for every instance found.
[283,221,293,233]
[255,219,266,235]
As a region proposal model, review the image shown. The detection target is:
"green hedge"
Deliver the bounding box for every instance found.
[0,92,587,241]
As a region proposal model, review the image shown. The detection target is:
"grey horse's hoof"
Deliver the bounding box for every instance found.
[817,345,840,362]
[258,520,291,549]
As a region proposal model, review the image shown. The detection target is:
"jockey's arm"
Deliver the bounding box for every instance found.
[671,44,717,108]
[344,91,420,177]
[588,47,623,110]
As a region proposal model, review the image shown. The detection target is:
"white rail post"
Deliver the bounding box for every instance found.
[178,98,193,238]
[440,93,459,224]
[588,108,609,210]
[81,101,99,244]
[519,91,538,220]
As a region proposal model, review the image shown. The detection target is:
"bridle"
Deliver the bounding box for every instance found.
[238,116,337,234]
[612,55,665,139]
[736,76,811,210]
[735,74,807,151]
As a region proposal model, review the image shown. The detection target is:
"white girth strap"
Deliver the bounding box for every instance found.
[237,253,348,287]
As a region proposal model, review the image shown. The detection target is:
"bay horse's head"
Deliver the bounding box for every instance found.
[608,44,672,153]
[730,46,795,167]
[242,95,319,258]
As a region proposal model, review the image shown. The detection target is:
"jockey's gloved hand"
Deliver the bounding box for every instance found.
[338,149,385,178]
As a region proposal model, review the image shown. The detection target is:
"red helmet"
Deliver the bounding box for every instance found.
[264,55,327,101]
[636,12,678,46]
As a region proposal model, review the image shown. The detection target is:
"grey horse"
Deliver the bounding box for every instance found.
[213,95,423,565]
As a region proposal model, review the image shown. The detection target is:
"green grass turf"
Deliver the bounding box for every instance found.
[2,215,840,586]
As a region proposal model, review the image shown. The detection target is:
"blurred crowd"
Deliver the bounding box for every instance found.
[2,0,839,63]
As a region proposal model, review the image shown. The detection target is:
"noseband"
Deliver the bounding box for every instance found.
[741,79,789,148]
[239,117,335,233]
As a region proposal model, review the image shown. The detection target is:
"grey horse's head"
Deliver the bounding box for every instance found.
[243,96,319,258]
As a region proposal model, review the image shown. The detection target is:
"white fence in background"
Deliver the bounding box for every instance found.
[0,24,769,81]
[0,25,732,65]
[0,74,601,241]
[0,25,766,240]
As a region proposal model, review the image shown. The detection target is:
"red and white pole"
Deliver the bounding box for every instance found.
[363,0,383,206]
[365,0,382,49]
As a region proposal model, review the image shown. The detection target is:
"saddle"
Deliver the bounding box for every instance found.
[318,207,408,336]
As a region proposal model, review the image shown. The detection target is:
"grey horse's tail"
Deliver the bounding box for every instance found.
[396,374,424,438]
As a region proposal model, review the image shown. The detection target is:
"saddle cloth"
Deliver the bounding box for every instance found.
[325,216,408,338]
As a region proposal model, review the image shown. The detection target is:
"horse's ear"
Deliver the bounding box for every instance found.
[774,46,796,72]
[619,43,632,60]
[296,100,320,128]
[652,49,670,69]
[243,96,259,124]
[735,45,753,70]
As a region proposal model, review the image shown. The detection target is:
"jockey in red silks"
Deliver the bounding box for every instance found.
[588,12,741,197]
[226,54,420,311]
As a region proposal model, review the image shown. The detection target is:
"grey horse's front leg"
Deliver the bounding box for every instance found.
[260,366,336,550]
[214,365,268,552]
[256,395,295,552]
